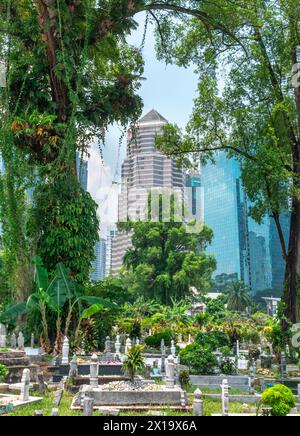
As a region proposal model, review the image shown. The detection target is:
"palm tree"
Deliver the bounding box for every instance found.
[226,281,252,312]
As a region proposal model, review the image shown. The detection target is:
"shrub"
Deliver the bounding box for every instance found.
[179,370,190,388]
[180,343,218,375]
[195,331,230,351]
[220,358,236,375]
[220,346,232,357]
[261,385,296,416]
[144,329,172,349]
[0,364,8,381]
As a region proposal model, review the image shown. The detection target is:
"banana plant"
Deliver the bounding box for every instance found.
[0,256,119,352]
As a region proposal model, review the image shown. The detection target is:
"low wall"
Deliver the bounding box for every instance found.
[73,385,186,407]
[190,375,250,391]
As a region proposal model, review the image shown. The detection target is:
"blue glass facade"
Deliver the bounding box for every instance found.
[202,153,250,286]
[202,152,289,294]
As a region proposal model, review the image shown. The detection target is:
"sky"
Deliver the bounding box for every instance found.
[87,13,199,237]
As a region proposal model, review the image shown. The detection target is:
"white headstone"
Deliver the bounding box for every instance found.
[0,335,6,348]
[20,368,31,402]
[11,333,17,349]
[166,355,175,389]
[193,389,203,416]
[221,379,229,417]
[17,332,24,350]
[105,336,111,353]
[61,337,70,365]
[90,353,99,388]
[115,335,121,357]
[171,340,176,357]
[0,323,6,336]
[125,338,132,355]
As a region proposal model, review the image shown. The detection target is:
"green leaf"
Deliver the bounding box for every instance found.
[47,263,76,310]
[80,304,104,319]
[33,256,48,291]
[0,303,27,323]
[78,296,119,310]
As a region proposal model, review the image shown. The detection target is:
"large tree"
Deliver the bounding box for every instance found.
[150,0,300,325]
[122,218,216,305]
[0,0,145,299]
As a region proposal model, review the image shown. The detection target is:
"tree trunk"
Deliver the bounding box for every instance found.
[283,196,300,326]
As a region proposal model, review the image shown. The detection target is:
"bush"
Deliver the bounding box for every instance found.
[0,364,8,381]
[144,329,172,349]
[261,385,296,416]
[179,370,190,388]
[180,343,218,375]
[220,358,236,375]
[195,331,230,351]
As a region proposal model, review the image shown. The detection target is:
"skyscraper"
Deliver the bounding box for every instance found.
[202,153,250,286]
[90,238,107,281]
[202,152,289,295]
[105,227,118,277]
[111,109,185,273]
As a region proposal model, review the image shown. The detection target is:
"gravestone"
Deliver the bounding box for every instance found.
[20,368,30,402]
[0,324,6,337]
[166,355,175,389]
[115,335,121,358]
[280,352,287,378]
[105,336,111,353]
[31,333,35,349]
[61,337,70,365]
[136,337,140,346]
[51,408,59,417]
[69,354,78,378]
[221,379,229,417]
[83,397,94,417]
[10,333,17,349]
[193,389,203,417]
[38,373,47,394]
[125,338,132,355]
[249,365,256,395]
[0,334,6,348]
[17,332,24,351]
[90,353,99,388]
[170,340,176,357]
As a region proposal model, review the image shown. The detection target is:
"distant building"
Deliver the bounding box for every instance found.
[202,152,289,295]
[202,153,251,287]
[111,109,185,273]
[90,238,107,281]
[105,227,118,277]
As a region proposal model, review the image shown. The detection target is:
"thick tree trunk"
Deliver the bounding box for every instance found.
[283,196,300,326]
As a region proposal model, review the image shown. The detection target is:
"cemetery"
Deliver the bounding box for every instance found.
[1,305,300,417]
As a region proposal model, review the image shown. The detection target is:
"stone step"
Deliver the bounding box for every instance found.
[0,351,27,359]
[0,357,30,367]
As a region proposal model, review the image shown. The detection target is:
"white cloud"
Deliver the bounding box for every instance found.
[87,146,119,238]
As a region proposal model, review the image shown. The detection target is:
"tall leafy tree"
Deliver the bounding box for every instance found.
[122,217,216,304]
[150,0,300,324]
[0,0,145,296]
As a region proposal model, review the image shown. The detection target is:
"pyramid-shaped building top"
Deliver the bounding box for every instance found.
[139,109,168,124]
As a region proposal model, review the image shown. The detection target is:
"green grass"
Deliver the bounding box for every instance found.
[6,390,255,417]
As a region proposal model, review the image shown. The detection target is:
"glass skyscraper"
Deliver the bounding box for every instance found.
[202,153,250,286]
[202,152,289,295]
